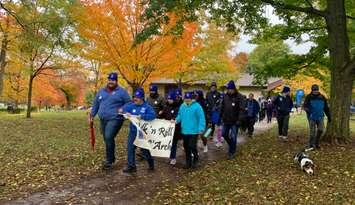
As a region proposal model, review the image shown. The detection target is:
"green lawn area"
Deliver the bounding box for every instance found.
[0,112,354,204]
[152,115,355,204]
[0,111,129,200]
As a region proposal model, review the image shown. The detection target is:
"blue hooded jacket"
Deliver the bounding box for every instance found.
[246,99,260,118]
[122,102,156,135]
[176,101,206,135]
[91,86,131,120]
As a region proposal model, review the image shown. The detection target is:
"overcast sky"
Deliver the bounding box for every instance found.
[231,6,314,55]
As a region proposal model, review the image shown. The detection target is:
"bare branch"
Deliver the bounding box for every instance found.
[262,0,326,17]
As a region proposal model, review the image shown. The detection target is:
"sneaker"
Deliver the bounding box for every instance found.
[203,145,208,153]
[122,166,137,173]
[169,159,177,165]
[282,136,288,140]
[278,135,284,139]
[216,142,223,148]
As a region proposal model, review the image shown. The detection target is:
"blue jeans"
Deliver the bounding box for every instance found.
[127,130,154,168]
[222,124,239,155]
[100,119,124,164]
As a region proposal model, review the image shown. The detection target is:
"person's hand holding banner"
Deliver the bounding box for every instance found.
[124,115,176,158]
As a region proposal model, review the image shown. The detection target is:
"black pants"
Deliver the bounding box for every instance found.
[266,111,273,123]
[182,134,198,168]
[277,115,290,136]
[247,116,256,136]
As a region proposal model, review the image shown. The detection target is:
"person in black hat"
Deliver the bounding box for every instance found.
[146,84,165,118]
[206,82,222,141]
[90,72,131,170]
[303,84,331,150]
[220,80,246,159]
[273,86,293,141]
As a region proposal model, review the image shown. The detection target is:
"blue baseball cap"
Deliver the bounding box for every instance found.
[175,88,182,97]
[134,88,145,99]
[108,72,118,81]
[282,86,291,93]
[226,80,236,90]
[149,84,158,92]
[167,91,176,100]
[184,92,193,99]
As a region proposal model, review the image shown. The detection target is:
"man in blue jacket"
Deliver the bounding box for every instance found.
[121,88,156,173]
[273,86,293,140]
[90,72,131,170]
[303,84,331,150]
[246,93,260,138]
[176,92,206,169]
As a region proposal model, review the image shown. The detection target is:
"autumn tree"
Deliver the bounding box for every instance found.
[0,0,77,117]
[75,0,199,90]
[141,0,355,143]
[233,52,248,71]
[178,23,238,85]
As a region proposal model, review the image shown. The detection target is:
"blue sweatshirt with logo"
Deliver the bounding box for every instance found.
[91,86,131,120]
[122,102,156,135]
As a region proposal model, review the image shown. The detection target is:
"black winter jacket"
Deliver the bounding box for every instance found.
[220,91,246,124]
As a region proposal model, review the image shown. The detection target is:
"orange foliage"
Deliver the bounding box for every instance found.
[75,0,199,88]
[233,52,248,71]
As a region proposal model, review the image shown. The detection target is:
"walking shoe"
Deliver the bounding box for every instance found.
[169,159,177,165]
[228,153,236,160]
[102,162,114,170]
[278,135,284,139]
[203,145,208,153]
[192,160,199,169]
[282,136,288,140]
[122,166,137,173]
[216,142,223,148]
[183,165,192,169]
[147,165,155,171]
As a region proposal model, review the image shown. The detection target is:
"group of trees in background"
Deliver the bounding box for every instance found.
[0,0,243,117]
[0,0,353,143]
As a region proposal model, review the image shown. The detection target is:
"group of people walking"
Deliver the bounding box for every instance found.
[89,72,331,172]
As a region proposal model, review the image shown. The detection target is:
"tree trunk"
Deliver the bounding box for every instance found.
[26,75,34,118]
[0,33,8,98]
[323,0,353,143]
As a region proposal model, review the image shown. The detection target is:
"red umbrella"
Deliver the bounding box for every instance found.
[89,120,95,151]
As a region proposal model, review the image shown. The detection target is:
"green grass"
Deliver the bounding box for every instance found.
[152,115,355,205]
[0,112,354,204]
[0,111,129,200]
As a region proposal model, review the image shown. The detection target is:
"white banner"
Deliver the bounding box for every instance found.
[124,114,175,158]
